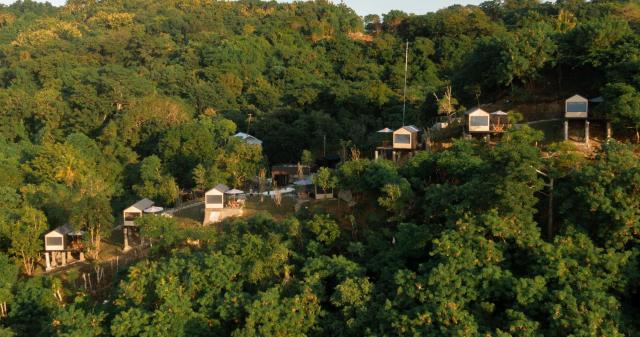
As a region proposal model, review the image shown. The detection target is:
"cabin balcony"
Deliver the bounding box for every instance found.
[376,140,393,150]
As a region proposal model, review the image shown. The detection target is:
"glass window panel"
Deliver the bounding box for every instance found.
[46,237,63,246]
[394,134,411,144]
[124,212,140,221]
[206,195,223,204]
[566,102,587,113]
[470,116,489,126]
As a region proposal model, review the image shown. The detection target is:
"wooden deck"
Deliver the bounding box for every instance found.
[203,208,244,225]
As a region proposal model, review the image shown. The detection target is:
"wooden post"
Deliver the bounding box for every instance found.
[564,120,569,141]
[606,121,612,139]
[374,150,378,160]
[585,120,590,146]
[123,227,129,251]
[45,252,51,271]
[51,252,57,268]
[61,251,67,266]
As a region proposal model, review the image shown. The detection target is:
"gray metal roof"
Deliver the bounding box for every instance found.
[233,132,263,145]
[207,184,229,194]
[128,198,154,212]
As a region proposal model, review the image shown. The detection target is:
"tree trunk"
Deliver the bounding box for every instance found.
[21,251,34,276]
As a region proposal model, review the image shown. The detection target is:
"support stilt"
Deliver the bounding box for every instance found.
[585,120,590,146]
[45,252,51,271]
[564,120,569,141]
[123,227,130,251]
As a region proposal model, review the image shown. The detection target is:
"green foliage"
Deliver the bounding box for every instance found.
[135,215,182,254]
[301,150,314,167]
[312,167,336,193]
[1,1,640,335]
[133,155,179,206]
[8,206,48,275]
[602,83,640,140]
[559,142,640,248]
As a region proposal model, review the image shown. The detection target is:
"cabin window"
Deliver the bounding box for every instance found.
[394,134,411,144]
[124,212,140,221]
[206,195,223,204]
[566,102,587,113]
[46,237,63,247]
[470,116,489,126]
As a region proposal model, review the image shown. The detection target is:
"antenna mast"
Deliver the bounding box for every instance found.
[402,40,409,126]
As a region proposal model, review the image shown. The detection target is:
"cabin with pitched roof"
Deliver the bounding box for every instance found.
[393,125,420,150]
[565,95,589,119]
[203,184,244,225]
[563,94,599,144]
[465,108,491,133]
[122,198,154,251]
[205,184,229,209]
[43,224,85,271]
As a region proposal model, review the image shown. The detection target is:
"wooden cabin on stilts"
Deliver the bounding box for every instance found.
[43,224,85,271]
[122,198,154,251]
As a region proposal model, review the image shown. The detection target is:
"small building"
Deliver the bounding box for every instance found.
[123,198,154,227]
[44,224,84,271]
[205,184,229,209]
[563,94,594,143]
[233,132,263,146]
[203,184,245,226]
[272,165,311,187]
[465,108,491,133]
[393,125,420,150]
[122,198,154,251]
[565,94,589,119]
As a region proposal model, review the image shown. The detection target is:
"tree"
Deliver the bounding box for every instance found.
[301,150,314,167]
[433,86,459,123]
[192,164,208,192]
[135,215,182,254]
[223,140,263,188]
[0,254,19,318]
[52,304,106,337]
[313,167,336,195]
[559,142,640,248]
[133,156,179,206]
[69,195,113,259]
[601,83,640,142]
[9,206,48,275]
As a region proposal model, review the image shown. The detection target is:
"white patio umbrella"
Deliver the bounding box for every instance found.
[490,110,508,131]
[293,178,313,186]
[377,127,393,133]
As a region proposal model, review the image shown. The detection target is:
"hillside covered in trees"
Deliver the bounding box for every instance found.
[2,0,640,336]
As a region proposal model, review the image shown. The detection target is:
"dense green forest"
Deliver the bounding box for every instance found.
[2,0,640,335]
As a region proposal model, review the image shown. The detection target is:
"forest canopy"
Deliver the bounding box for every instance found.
[1,0,640,336]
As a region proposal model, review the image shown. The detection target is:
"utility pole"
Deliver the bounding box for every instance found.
[247,113,253,134]
[323,134,326,158]
[402,40,408,126]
